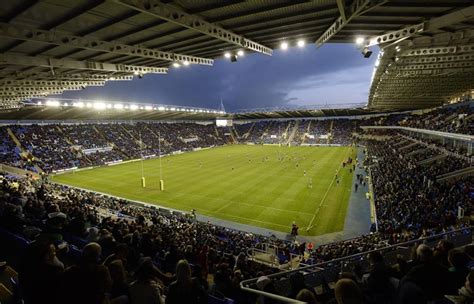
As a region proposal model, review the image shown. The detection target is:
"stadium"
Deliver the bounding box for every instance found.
[0,1,473,304]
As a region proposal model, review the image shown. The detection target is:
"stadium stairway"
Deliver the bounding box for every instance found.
[55,125,93,165]
[259,121,272,140]
[301,120,312,144]
[93,125,131,159]
[286,120,299,145]
[231,125,240,139]
[328,120,334,144]
[120,124,140,145]
[229,127,238,144]
[244,122,255,140]
[6,128,43,174]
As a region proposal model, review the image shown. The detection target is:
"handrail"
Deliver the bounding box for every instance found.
[240,227,472,303]
[361,125,474,142]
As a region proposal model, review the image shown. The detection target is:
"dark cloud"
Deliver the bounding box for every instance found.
[57,44,378,111]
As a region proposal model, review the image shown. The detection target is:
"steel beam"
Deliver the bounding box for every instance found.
[0,85,103,92]
[0,80,105,86]
[0,53,168,74]
[0,89,64,96]
[393,61,474,70]
[315,0,387,47]
[368,6,474,46]
[336,0,347,21]
[396,53,474,64]
[0,71,134,81]
[0,22,213,66]
[113,0,272,56]
[401,44,474,57]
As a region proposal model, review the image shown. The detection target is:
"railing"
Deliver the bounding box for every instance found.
[240,227,472,303]
[361,126,474,142]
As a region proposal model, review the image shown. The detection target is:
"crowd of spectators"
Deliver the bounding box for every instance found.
[10,125,87,172]
[0,151,472,304]
[254,243,473,304]
[238,119,356,146]
[0,123,227,173]
[1,173,281,303]
[360,104,473,135]
[0,126,472,303]
[367,139,472,235]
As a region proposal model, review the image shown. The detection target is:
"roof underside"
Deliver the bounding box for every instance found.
[0,0,472,116]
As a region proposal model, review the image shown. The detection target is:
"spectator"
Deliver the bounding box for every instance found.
[129,258,163,304]
[448,249,471,293]
[19,241,65,304]
[62,242,112,304]
[399,244,449,301]
[334,278,364,304]
[166,259,207,304]
[296,288,319,304]
[446,270,474,304]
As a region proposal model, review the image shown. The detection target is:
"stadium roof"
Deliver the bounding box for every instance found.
[0,0,473,113]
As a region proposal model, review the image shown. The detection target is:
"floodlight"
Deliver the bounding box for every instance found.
[170,107,176,111]
[145,105,153,111]
[361,47,373,58]
[183,60,190,66]
[237,50,244,56]
[86,103,93,108]
[106,104,113,109]
[73,102,84,108]
[280,42,288,50]
[63,103,69,106]
[37,101,42,105]
[133,71,139,75]
[173,62,180,68]
[355,37,365,45]
[297,40,305,48]
[93,102,106,110]
[46,100,60,107]
[130,104,139,110]
[224,52,231,58]
[114,104,123,109]
[158,106,165,111]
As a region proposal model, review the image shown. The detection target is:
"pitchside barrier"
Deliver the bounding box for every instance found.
[240,227,473,304]
[51,145,217,174]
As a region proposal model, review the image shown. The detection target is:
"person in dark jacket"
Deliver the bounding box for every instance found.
[166,259,207,304]
[399,244,449,302]
[19,240,64,304]
[62,242,112,304]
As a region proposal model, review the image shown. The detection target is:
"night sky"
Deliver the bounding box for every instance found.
[58,43,378,111]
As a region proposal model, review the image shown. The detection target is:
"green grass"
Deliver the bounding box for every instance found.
[52,145,355,236]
